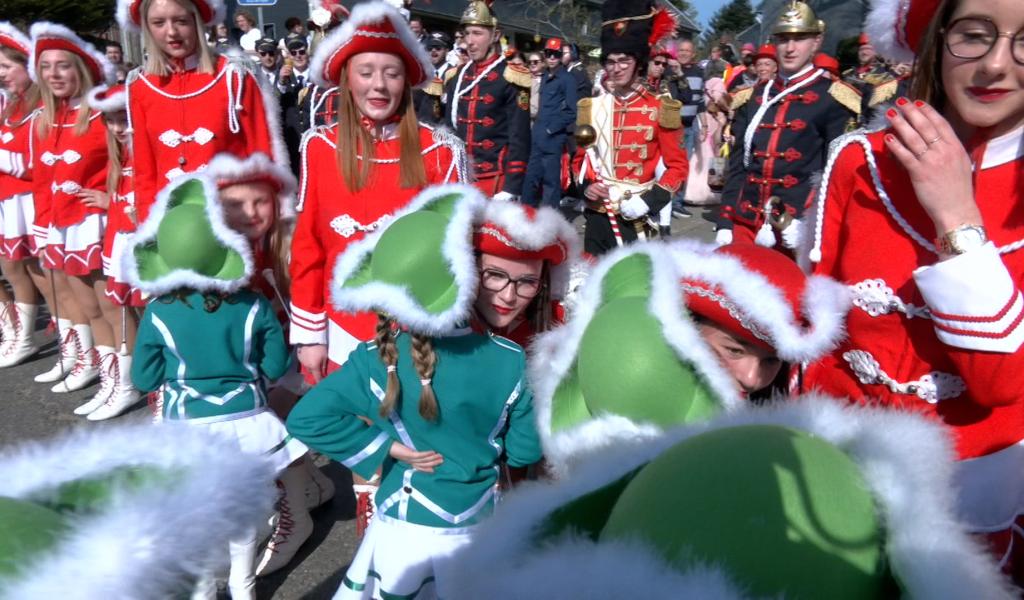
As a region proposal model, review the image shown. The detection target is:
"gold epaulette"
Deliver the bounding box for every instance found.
[503,63,533,88]
[829,80,862,115]
[444,68,458,84]
[730,86,753,111]
[869,78,899,107]
[423,77,444,97]
[658,96,682,129]
[576,97,592,128]
[862,72,892,86]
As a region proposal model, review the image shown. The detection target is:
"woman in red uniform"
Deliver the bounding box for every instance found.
[118,0,285,215]
[29,23,115,395]
[0,22,43,368]
[289,1,467,381]
[802,0,1024,581]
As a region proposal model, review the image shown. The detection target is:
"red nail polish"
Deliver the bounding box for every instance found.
[896,97,909,106]
[885,134,895,143]
[914,100,925,108]
[886,108,898,119]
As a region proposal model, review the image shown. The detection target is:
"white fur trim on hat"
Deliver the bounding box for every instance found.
[86,84,127,113]
[667,239,851,363]
[0,423,277,598]
[450,397,1016,599]
[117,0,227,33]
[864,0,916,64]
[529,242,744,478]
[29,22,115,87]
[204,151,298,220]
[309,0,434,88]
[0,21,30,55]
[122,171,256,296]
[477,201,583,300]
[330,183,486,336]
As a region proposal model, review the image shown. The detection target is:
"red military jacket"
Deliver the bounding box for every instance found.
[127,55,280,220]
[804,127,1024,462]
[289,123,466,365]
[107,148,136,235]
[573,85,688,208]
[0,102,35,200]
[30,102,108,230]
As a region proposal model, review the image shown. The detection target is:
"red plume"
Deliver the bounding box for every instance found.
[649,7,679,48]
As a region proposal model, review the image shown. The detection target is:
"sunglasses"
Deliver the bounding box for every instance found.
[290,48,307,56]
[258,50,275,56]
[652,60,667,66]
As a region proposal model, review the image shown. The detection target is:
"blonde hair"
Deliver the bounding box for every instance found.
[910,0,958,111]
[141,0,217,76]
[0,47,40,123]
[335,65,427,193]
[375,314,439,421]
[36,52,95,138]
[104,113,127,197]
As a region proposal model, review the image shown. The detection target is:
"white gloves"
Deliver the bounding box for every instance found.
[780,218,802,249]
[492,191,515,202]
[619,196,649,220]
[715,228,734,246]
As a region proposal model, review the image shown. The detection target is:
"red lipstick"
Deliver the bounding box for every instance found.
[967,87,1011,102]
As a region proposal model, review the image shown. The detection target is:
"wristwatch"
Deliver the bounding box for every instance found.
[938,224,987,255]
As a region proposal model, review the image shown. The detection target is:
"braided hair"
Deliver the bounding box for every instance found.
[375,313,440,422]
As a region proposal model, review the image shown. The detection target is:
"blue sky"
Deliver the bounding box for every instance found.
[690,0,729,26]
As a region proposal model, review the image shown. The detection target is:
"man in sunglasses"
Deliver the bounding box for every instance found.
[523,38,578,209]
[256,37,281,87]
[279,35,315,176]
[573,0,688,255]
[414,32,454,125]
[716,1,860,251]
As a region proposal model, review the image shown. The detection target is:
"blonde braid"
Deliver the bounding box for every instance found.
[376,313,401,417]
[411,333,439,422]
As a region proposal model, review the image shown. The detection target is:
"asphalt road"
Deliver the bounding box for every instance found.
[0,207,718,598]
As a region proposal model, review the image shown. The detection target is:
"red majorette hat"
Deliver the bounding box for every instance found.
[0,22,30,56]
[204,152,299,220]
[865,0,939,63]
[87,84,127,113]
[753,44,777,62]
[29,22,115,87]
[309,1,433,88]
[117,0,226,33]
[473,202,582,300]
[678,243,849,362]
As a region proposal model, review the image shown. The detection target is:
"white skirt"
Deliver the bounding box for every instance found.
[43,213,106,275]
[0,191,35,260]
[186,409,308,475]
[336,514,475,600]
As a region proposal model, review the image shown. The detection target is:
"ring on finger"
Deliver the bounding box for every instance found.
[926,135,942,146]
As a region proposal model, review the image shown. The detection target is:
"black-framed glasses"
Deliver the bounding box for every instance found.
[543,50,560,58]
[479,268,542,298]
[603,55,636,70]
[652,60,667,67]
[290,48,307,56]
[942,17,1024,65]
[258,50,275,56]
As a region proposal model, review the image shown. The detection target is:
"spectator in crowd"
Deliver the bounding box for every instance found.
[523,38,577,208]
[726,53,758,90]
[234,9,261,55]
[672,38,706,216]
[104,40,123,65]
[114,63,132,85]
[703,44,729,79]
[278,35,312,174]
[414,33,452,125]
[739,42,755,60]
[561,42,591,100]
[409,15,426,44]
[209,22,231,51]
[752,43,778,83]
[256,37,281,87]
[426,31,454,79]
[526,51,543,121]
[280,17,309,55]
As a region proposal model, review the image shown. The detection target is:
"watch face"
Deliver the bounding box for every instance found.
[951,227,986,253]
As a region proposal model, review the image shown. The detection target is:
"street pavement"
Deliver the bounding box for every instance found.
[0,206,718,598]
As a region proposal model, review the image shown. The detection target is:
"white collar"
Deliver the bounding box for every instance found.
[779,63,814,85]
[979,125,1024,170]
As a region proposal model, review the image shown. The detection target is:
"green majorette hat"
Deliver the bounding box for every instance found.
[450,398,1015,599]
[0,423,277,597]
[330,183,487,335]
[124,173,255,296]
[531,240,850,477]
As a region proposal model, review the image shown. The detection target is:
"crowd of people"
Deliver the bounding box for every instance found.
[0,0,1022,596]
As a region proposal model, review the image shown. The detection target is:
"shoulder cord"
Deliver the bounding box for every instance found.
[743,69,824,168]
[450,55,506,129]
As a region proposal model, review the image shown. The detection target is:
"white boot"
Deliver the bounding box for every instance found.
[254,466,315,576]
[227,529,258,600]
[0,302,41,368]
[0,302,15,354]
[304,455,335,510]
[34,318,76,383]
[73,346,115,415]
[87,352,141,421]
[51,324,99,393]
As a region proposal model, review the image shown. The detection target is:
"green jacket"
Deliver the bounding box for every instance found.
[132,291,291,423]
[287,330,541,529]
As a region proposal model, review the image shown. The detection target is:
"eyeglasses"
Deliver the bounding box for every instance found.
[258,51,275,56]
[290,48,307,56]
[652,60,667,67]
[544,50,560,58]
[942,18,1024,65]
[479,268,542,298]
[603,56,636,70]
[528,59,541,65]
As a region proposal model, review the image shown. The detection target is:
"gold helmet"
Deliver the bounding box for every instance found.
[771,1,824,35]
[461,0,498,28]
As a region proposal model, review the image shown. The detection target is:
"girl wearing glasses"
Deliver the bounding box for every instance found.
[802,0,1024,582]
[289,2,467,383]
[117,0,286,217]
